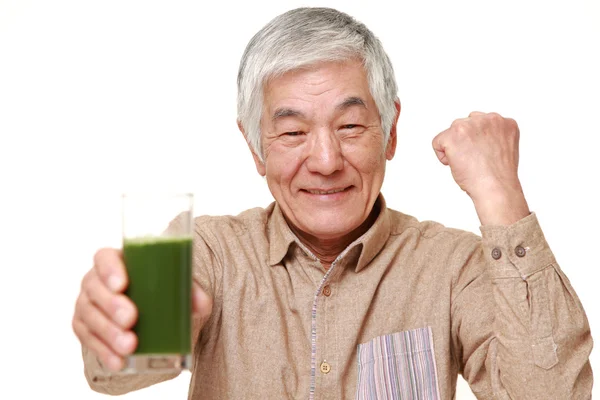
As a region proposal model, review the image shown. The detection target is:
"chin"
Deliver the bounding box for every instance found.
[299,214,360,240]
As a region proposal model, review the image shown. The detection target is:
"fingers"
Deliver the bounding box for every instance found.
[78,291,137,353]
[78,292,137,353]
[82,268,137,329]
[73,290,138,372]
[94,248,128,293]
[433,113,489,165]
[73,247,137,372]
[432,129,450,165]
[468,111,486,118]
[73,318,125,371]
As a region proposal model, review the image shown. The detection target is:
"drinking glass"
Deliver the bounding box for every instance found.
[121,193,193,373]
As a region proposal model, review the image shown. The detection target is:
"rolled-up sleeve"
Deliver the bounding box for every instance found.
[453,212,593,399]
[82,346,179,395]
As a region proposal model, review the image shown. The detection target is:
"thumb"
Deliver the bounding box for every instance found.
[192,283,213,321]
[432,130,449,166]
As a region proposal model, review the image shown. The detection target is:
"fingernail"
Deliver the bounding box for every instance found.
[108,355,123,371]
[115,308,129,327]
[108,275,123,292]
[117,334,133,352]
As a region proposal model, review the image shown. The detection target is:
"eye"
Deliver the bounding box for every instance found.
[283,131,303,136]
[341,124,359,130]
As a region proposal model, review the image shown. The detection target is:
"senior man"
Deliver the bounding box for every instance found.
[73,7,593,400]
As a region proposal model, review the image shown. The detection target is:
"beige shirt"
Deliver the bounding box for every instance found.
[83,196,593,399]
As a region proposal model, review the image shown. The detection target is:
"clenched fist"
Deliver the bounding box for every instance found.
[432,111,530,226]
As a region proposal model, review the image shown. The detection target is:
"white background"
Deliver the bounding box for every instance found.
[1,0,598,398]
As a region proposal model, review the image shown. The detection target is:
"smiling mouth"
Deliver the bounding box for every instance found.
[303,187,351,195]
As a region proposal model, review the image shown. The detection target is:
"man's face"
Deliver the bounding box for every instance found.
[248,60,397,240]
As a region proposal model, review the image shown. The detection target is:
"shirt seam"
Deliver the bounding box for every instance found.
[389,224,463,240]
[194,223,225,335]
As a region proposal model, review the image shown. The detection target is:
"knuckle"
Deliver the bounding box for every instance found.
[109,295,121,316]
[488,112,503,122]
[75,292,89,317]
[453,123,469,137]
[74,299,83,320]
[80,269,93,291]
[93,247,111,268]
[95,313,110,335]
[77,302,93,328]
[103,319,122,343]
[72,318,80,337]
[96,339,113,359]
[94,247,120,274]
[506,117,519,130]
[95,319,119,346]
[72,319,88,345]
[91,341,112,365]
[96,348,109,363]
[81,271,95,294]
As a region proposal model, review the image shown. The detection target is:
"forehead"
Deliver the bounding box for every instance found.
[262,60,374,111]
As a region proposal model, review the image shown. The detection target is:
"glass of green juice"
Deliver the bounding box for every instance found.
[121,193,193,374]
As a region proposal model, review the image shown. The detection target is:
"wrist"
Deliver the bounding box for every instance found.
[470,184,530,226]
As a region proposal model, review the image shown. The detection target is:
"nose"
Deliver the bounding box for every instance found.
[305,129,344,175]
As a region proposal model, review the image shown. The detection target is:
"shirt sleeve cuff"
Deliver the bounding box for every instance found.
[479,212,557,279]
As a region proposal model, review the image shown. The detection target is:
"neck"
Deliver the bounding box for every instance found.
[287,202,380,266]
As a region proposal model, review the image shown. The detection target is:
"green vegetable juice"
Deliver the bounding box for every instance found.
[123,236,192,354]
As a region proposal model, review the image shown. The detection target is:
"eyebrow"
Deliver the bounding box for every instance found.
[336,96,367,111]
[272,108,305,121]
[271,96,367,122]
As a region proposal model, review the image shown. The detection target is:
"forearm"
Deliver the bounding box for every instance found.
[482,213,593,399]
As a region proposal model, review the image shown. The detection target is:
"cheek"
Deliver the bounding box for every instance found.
[345,143,387,178]
[265,147,305,187]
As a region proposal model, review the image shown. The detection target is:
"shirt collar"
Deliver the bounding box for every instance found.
[267,194,391,272]
[267,202,298,266]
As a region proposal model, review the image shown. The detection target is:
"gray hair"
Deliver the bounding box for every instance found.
[237,7,398,161]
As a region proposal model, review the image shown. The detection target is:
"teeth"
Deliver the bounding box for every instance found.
[307,188,346,195]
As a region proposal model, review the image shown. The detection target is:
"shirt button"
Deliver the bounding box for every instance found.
[491,248,502,260]
[320,361,331,374]
[515,245,526,257]
[323,285,331,297]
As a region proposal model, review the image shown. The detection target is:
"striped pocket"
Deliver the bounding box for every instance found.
[356,326,441,400]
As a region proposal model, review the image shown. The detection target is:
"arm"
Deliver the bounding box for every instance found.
[451,215,593,399]
[75,248,182,395]
[435,112,593,398]
[76,216,217,395]
[82,345,179,395]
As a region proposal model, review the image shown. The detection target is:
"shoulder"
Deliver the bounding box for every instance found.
[385,208,486,283]
[193,203,274,242]
[387,208,481,247]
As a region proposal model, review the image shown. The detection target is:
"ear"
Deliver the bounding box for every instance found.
[238,120,266,176]
[385,99,401,160]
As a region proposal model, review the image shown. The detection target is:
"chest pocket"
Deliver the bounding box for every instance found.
[356,326,441,400]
